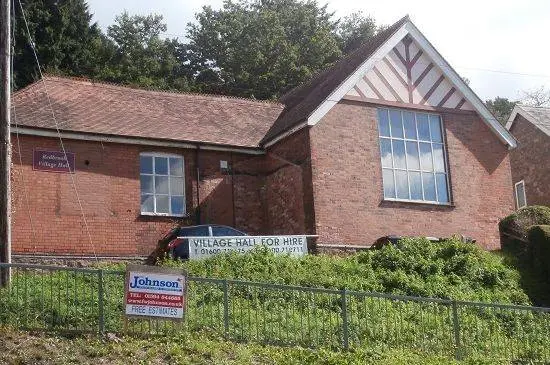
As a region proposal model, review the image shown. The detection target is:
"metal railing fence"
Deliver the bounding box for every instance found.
[0,263,549,362]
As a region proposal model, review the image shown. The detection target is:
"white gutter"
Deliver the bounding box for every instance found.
[11,126,265,155]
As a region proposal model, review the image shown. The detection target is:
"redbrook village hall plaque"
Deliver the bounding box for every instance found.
[32,149,75,173]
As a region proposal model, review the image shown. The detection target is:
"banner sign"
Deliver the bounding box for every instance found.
[185,235,308,260]
[33,149,75,173]
[124,264,187,321]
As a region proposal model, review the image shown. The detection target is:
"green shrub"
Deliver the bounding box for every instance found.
[528,225,550,282]
[163,237,529,304]
[499,206,550,241]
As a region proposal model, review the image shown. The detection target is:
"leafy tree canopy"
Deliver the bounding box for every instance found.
[13,0,104,89]
[336,11,377,55]
[485,97,517,125]
[97,12,194,90]
[187,0,343,99]
[14,0,381,98]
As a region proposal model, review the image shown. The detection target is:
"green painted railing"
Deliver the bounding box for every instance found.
[0,263,549,362]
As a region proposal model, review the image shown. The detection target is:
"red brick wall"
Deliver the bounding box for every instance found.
[309,101,514,249]
[10,135,266,256]
[265,129,314,235]
[509,115,550,207]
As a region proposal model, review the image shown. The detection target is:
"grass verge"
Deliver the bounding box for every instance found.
[0,326,464,365]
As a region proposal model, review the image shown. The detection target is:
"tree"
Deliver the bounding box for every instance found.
[99,12,194,90]
[521,86,550,107]
[486,97,517,125]
[336,12,377,55]
[187,0,343,99]
[13,0,104,89]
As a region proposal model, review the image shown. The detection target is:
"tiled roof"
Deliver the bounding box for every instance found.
[261,15,410,144]
[513,105,550,137]
[13,76,284,149]
[13,16,413,149]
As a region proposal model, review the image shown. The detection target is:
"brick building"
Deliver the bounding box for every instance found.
[11,16,516,257]
[506,105,550,208]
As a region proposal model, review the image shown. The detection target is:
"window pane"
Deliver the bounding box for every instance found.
[409,171,423,200]
[417,114,430,141]
[377,109,390,137]
[156,195,170,214]
[433,144,445,172]
[395,170,409,199]
[170,157,183,176]
[382,169,395,198]
[141,194,154,213]
[405,142,419,170]
[389,110,404,138]
[155,176,169,194]
[403,111,417,139]
[171,196,184,215]
[140,175,153,194]
[419,143,433,171]
[422,173,436,201]
[436,173,449,203]
[380,138,393,168]
[430,115,443,142]
[140,156,153,174]
[170,177,184,195]
[516,182,526,208]
[392,139,406,169]
[155,157,168,175]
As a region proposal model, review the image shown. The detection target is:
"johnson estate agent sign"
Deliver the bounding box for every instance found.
[124,265,187,321]
[33,149,75,173]
[186,235,308,260]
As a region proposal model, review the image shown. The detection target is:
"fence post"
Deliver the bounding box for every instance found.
[98,269,105,335]
[341,288,349,350]
[223,279,229,340]
[451,300,461,360]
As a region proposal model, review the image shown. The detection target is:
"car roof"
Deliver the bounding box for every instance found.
[179,224,234,229]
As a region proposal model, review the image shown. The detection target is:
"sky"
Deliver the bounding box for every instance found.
[85,0,550,102]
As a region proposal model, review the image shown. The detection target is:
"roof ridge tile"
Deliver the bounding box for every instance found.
[41,75,284,107]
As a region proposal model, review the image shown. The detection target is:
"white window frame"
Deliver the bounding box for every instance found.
[514,180,527,209]
[377,108,452,205]
[140,152,186,217]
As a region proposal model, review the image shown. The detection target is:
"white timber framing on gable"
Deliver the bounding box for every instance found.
[306,19,517,149]
[346,35,474,111]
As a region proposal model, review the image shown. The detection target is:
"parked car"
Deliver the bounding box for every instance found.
[155,224,247,260]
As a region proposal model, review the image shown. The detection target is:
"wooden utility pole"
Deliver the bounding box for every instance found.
[0,0,12,287]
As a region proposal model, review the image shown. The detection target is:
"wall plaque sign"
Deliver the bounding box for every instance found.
[32,149,75,173]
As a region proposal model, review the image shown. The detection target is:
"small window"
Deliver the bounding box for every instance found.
[515,180,527,209]
[140,153,185,216]
[377,108,450,204]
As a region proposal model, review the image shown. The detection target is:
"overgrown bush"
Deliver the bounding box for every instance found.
[164,237,529,304]
[499,206,550,242]
[528,225,550,283]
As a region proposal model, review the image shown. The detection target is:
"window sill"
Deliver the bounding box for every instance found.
[140,212,186,218]
[381,198,455,208]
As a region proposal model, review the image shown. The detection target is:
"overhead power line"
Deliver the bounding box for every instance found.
[17,0,99,262]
